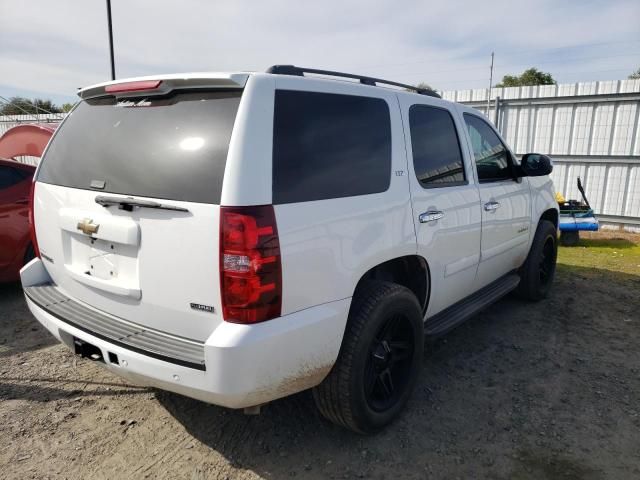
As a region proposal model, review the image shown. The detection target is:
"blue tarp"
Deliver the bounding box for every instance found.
[559,221,599,232]
[559,209,599,232]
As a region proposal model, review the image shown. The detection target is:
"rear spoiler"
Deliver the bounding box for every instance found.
[78,73,249,100]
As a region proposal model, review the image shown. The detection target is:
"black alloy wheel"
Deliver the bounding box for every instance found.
[365,313,415,412]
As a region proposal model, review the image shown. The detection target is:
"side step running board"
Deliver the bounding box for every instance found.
[424,273,520,336]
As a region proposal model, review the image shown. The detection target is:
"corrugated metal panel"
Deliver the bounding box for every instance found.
[0,113,63,135]
[627,166,640,217]
[443,79,640,224]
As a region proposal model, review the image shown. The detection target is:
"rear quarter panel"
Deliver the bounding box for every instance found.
[267,77,417,315]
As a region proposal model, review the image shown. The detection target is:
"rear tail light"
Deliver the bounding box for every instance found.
[28,181,40,258]
[220,205,282,324]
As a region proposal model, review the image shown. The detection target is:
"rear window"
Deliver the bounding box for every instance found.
[37,90,242,204]
[272,90,391,204]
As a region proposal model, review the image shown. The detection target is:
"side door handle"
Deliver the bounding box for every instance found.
[419,210,444,223]
[484,201,501,212]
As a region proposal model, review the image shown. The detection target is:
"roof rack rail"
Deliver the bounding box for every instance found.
[266,65,441,98]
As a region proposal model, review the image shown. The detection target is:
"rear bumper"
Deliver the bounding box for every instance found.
[21,258,350,408]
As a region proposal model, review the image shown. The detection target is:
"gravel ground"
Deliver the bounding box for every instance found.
[1,255,639,479]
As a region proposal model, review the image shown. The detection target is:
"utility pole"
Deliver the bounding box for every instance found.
[106,0,116,80]
[486,51,494,117]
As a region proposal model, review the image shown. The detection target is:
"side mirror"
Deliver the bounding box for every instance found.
[520,153,553,176]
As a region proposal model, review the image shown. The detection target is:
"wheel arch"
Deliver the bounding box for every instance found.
[521,208,559,269]
[539,208,558,229]
[352,255,431,315]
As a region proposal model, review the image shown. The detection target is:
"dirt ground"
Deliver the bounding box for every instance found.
[2,233,640,479]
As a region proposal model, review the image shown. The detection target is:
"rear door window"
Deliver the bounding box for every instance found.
[37,90,242,204]
[272,90,391,204]
[409,105,466,188]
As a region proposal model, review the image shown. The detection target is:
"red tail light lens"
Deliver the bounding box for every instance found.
[220,205,282,323]
[28,181,40,258]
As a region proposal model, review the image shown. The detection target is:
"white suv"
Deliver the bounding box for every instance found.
[21,66,558,433]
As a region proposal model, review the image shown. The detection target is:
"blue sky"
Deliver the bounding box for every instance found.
[1,0,639,107]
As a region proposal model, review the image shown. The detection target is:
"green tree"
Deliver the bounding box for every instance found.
[406,82,437,94]
[0,96,62,115]
[628,68,640,80]
[415,81,434,91]
[1,97,34,115]
[495,68,556,88]
[32,98,62,114]
[61,102,75,113]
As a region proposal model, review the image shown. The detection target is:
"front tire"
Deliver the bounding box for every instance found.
[516,220,557,301]
[312,281,423,434]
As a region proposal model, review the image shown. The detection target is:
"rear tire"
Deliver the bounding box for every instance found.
[560,231,579,247]
[516,220,557,301]
[312,281,423,434]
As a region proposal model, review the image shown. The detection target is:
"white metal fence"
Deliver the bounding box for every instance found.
[0,113,62,135]
[442,79,640,227]
[0,113,63,165]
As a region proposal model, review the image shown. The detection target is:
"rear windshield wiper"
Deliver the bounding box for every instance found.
[95,195,189,212]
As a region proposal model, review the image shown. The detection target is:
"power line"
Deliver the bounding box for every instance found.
[0,95,65,119]
[431,66,637,87]
[400,52,640,80]
[405,51,640,78]
[489,39,640,57]
[353,39,640,72]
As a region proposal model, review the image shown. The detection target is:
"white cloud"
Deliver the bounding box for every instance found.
[1,0,638,101]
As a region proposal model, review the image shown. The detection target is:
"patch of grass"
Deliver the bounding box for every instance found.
[557,231,640,276]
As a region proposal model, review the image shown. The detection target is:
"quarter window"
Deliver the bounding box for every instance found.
[463,114,513,182]
[272,90,391,204]
[409,105,465,188]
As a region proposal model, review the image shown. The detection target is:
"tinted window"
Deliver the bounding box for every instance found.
[38,91,242,204]
[272,90,391,204]
[0,165,26,189]
[409,105,465,187]
[463,114,513,182]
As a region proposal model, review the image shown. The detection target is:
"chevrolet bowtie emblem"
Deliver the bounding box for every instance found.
[76,218,100,235]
